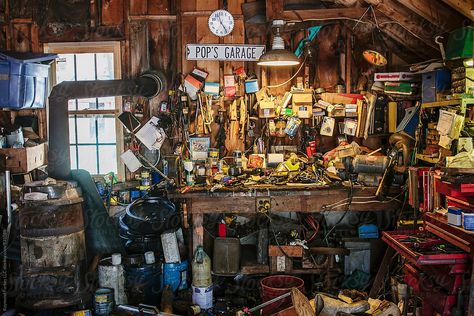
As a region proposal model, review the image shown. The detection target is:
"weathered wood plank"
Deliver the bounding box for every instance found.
[223,17,245,75]
[180,15,196,74]
[192,213,203,255]
[12,23,30,52]
[149,20,176,113]
[282,7,368,21]
[129,21,149,77]
[196,0,218,11]
[266,0,284,21]
[148,0,171,15]
[380,23,439,60]
[196,16,219,81]
[440,0,474,20]
[397,0,466,32]
[180,0,196,12]
[365,0,440,50]
[130,0,147,15]
[102,0,124,26]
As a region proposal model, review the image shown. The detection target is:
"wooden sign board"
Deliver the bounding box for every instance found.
[186,44,265,61]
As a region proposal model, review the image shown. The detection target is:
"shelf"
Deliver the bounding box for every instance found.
[416,153,441,164]
[424,212,474,253]
[421,99,462,109]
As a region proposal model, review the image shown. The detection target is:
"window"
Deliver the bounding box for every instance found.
[44,42,124,178]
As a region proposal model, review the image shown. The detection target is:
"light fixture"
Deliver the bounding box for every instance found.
[464,58,473,67]
[258,20,300,67]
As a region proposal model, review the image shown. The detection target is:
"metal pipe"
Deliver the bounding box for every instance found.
[48,72,165,180]
[5,171,10,226]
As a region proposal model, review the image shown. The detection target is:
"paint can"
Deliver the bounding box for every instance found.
[192,284,213,310]
[94,288,114,316]
[233,150,242,168]
[71,310,92,316]
[163,260,188,292]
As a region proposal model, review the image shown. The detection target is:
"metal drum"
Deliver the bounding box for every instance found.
[18,181,88,310]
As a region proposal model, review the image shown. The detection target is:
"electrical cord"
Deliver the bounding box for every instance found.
[266,56,308,89]
[323,179,353,244]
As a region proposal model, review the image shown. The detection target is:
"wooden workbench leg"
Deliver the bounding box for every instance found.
[369,247,395,298]
[469,259,474,316]
[192,213,204,257]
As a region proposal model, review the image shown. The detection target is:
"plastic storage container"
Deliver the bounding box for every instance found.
[192,246,212,287]
[163,260,188,292]
[0,52,57,109]
[213,237,240,275]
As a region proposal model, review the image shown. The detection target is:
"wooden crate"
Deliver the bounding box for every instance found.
[0,143,47,173]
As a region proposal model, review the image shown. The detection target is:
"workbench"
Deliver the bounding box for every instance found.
[169,185,403,261]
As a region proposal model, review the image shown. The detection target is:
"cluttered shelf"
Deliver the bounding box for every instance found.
[424,211,474,253]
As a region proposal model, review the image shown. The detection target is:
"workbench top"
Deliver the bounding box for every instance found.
[168,184,403,213]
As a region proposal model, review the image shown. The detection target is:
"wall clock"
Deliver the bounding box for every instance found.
[208,9,234,37]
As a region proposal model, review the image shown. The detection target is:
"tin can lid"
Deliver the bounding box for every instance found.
[111,253,122,265]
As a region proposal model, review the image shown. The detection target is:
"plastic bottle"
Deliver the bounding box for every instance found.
[191,246,212,287]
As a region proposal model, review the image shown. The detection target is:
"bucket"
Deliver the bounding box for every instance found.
[163,260,188,292]
[192,284,213,310]
[98,258,127,305]
[94,288,114,316]
[124,262,162,305]
[260,275,304,315]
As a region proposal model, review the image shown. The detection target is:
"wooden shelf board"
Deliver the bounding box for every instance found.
[416,153,441,164]
[421,99,462,109]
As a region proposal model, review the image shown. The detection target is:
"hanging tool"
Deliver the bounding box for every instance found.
[239,97,247,140]
[435,36,447,66]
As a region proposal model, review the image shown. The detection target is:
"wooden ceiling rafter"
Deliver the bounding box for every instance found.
[396,0,467,32]
[364,0,440,51]
[440,0,474,20]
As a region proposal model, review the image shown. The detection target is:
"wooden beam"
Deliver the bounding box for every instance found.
[129,14,177,21]
[396,0,466,32]
[282,7,368,21]
[440,0,474,20]
[365,0,440,50]
[380,23,440,60]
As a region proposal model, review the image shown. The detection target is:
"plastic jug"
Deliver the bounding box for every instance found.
[192,246,212,287]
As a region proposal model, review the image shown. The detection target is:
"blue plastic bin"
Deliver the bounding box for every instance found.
[0,51,57,109]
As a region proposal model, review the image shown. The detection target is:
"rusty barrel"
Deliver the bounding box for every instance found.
[18,181,88,310]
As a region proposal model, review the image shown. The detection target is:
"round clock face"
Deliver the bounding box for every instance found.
[208,10,234,37]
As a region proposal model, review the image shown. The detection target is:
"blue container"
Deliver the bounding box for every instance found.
[125,262,162,305]
[358,224,379,238]
[0,52,57,109]
[422,69,451,103]
[163,260,188,292]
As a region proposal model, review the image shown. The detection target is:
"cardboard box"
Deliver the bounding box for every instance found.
[0,143,47,173]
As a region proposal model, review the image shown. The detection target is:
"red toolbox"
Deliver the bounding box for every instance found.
[382,230,469,315]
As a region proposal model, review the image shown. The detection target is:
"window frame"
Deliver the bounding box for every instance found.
[44,41,125,180]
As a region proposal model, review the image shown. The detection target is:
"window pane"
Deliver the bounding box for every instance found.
[77,98,97,110]
[76,53,96,80]
[96,53,114,80]
[76,117,96,144]
[69,117,76,144]
[98,145,117,174]
[70,145,77,170]
[97,116,117,143]
[97,97,115,110]
[77,145,98,174]
[56,54,75,83]
[68,99,77,111]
